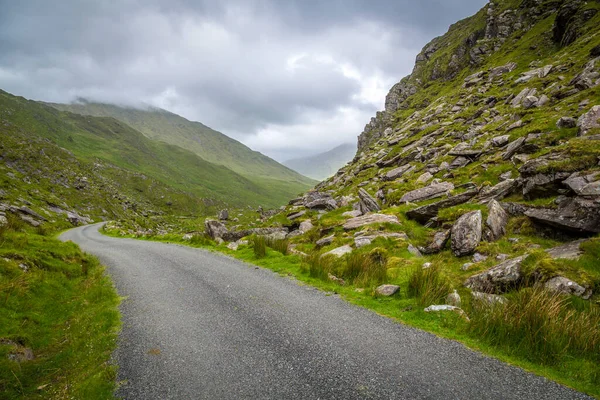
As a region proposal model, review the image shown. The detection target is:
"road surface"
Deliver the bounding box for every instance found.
[60,223,590,399]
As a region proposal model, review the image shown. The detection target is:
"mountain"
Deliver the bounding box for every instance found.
[49,100,316,201]
[284,143,356,181]
[189,0,600,394]
[0,89,305,210]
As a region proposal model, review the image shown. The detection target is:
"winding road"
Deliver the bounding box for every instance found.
[60,223,590,399]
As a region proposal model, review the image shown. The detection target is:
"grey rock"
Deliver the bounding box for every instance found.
[358,189,380,214]
[375,284,400,297]
[384,164,414,181]
[316,235,335,247]
[407,244,422,257]
[525,197,600,234]
[406,189,478,224]
[472,253,488,263]
[502,137,526,160]
[577,105,600,136]
[328,273,346,286]
[523,172,570,199]
[545,239,587,260]
[218,209,229,221]
[491,135,510,147]
[556,116,577,129]
[354,237,372,248]
[299,220,314,233]
[420,230,451,254]
[305,192,338,211]
[322,245,353,258]
[342,210,363,218]
[416,172,433,184]
[464,255,526,293]
[424,305,469,320]
[544,276,590,299]
[522,96,539,109]
[461,263,474,271]
[227,242,239,251]
[398,182,454,204]
[343,214,400,230]
[485,200,508,241]
[287,210,306,220]
[451,211,482,257]
[478,179,518,203]
[205,219,229,240]
[506,120,524,132]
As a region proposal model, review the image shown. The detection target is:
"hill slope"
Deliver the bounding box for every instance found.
[49,100,316,196]
[0,89,301,209]
[284,143,356,181]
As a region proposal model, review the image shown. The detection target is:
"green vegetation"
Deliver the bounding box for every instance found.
[408,265,452,306]
[49,100,316,205]
[0,220,120,399]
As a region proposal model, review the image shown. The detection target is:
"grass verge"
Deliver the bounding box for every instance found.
[0,223,120,399]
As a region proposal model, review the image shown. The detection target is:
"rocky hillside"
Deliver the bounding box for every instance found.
[207,0,600,304]
[284,143,356,180]
[50,100,316,204]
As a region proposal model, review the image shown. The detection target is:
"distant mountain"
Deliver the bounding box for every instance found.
[284,143,356,181]
[49,100,316,205]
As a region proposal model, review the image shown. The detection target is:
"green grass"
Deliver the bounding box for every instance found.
[0,225,120,399]
[408,265,453,306]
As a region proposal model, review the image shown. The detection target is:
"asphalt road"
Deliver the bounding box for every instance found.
[60,223,591,400]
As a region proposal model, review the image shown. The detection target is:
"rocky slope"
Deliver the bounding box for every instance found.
[208,0,600,302]
[284,143,356,180]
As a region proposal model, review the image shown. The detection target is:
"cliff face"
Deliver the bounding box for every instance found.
[357,0,598,152]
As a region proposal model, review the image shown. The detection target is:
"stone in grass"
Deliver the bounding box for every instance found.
[424,305,469,321]
[316,235,334,247]
[471,291,507,305]
[299,220,314,233]
[375,284,400,297]
[407,244,422,257]
[544,276,590,299]
[322,245,353,258]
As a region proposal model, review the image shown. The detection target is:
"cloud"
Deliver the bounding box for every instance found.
[0,0,487,161]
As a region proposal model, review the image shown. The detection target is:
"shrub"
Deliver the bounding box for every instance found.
[469,286,600,365]
[189,234,213,246]
[251,235,267,258]
[407,264,452,306]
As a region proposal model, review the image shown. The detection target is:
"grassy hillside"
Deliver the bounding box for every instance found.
[1,90,304,209]
[50,100,316,199]
[284,143,356,181]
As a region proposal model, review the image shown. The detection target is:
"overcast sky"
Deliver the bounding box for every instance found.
[0,0,487,161]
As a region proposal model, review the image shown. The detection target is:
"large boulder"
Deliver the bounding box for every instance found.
[398,182,454,204]
[406,189,478,224]
[577,105,600,136]
[343,214,400,230]
[383,164,414,181]
[451,211,482,257]
[556,116,577,129]
[522,172,571,199]
[464,255,526,293]
[485,200,508,242]
[205,219,229,240]
[304,192,338,211]
[358,189,380,214]
[525,197,600,234]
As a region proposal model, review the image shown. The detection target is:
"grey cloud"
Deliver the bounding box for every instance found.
[0,0,487,160]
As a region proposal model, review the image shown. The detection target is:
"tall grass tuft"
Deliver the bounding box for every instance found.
[407,264,452,306]
[469,286,600,364]
[342,249,388,287]
[301,252,333,281]
[251,235,267,258]
[266,237,290,255]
